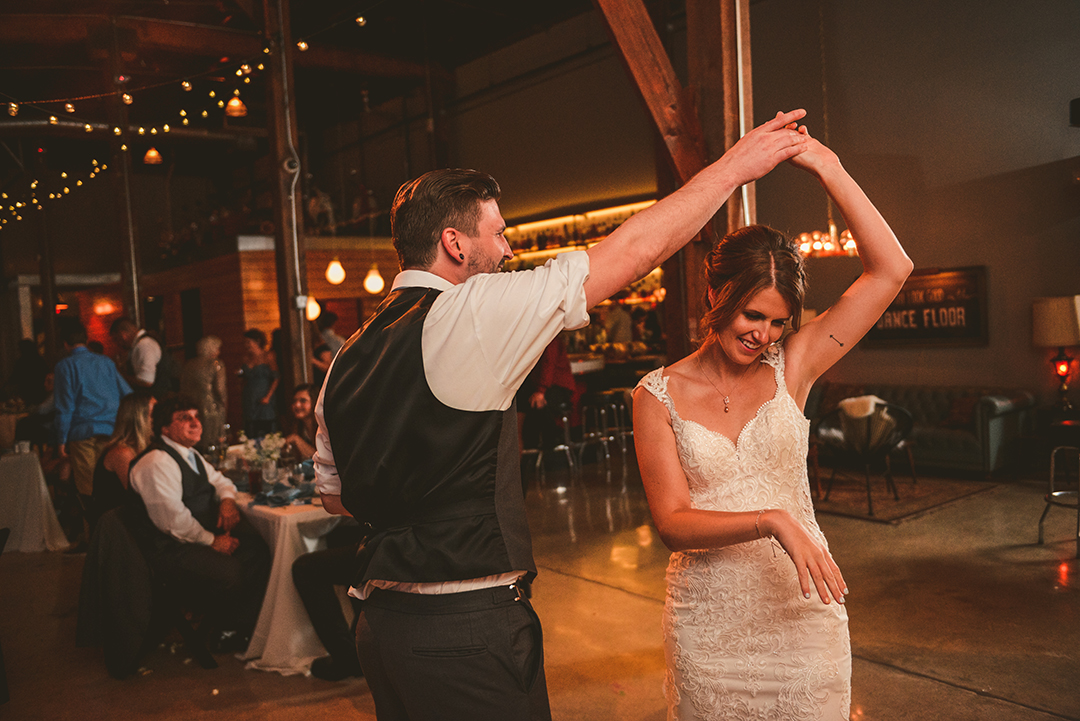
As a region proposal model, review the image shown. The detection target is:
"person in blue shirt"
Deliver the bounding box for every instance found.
[54,320,132,545]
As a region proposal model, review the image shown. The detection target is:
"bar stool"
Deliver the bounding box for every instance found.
[1038,444,1080,559]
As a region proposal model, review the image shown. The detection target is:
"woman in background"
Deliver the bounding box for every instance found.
[283,384,317,459]
[179,335,227,452]
[240,328,278,438]
[91,392,155,529]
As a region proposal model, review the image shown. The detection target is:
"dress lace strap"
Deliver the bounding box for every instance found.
[636,367,676,421]
[761,342,787,391]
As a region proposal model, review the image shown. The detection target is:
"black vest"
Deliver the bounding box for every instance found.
[323,286,536,588]
[132,438,219,534]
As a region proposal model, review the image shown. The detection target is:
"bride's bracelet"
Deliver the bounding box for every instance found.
[755,509,766,539]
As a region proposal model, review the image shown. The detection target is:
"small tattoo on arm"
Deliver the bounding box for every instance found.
[830,335,844,347]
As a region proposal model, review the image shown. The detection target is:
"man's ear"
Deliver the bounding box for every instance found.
[439,227,464,262]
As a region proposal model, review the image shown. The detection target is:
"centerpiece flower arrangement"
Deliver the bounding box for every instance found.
[237,431,287,465]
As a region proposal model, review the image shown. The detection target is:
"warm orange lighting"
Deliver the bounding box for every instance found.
[363,265,385,294]
[1056,360,1071,378]
[143,147,163,165]
[325,259,346,285]
[54,304,69,313]
[94,300,116,316]
[305,296,322,321]
[225,96,247,117]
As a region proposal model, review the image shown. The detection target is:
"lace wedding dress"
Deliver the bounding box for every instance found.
[637,345,850,720]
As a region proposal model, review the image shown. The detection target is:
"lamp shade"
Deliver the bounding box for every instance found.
[1032,296,1080,347]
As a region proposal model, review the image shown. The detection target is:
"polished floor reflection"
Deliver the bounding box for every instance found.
[0,448,1076,720]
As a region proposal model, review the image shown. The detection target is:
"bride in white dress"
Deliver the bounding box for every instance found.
[634,121,912,720]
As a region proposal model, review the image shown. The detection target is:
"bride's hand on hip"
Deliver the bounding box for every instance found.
[761,509,848,605]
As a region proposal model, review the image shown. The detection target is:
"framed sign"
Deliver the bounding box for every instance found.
[863,266,988,347]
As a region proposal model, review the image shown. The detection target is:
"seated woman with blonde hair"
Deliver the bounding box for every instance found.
[90,391,156,529]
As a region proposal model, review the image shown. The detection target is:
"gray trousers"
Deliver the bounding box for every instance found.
[356,585,552,721]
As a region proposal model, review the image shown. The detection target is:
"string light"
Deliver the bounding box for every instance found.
[240,64,252,74]
[113,126,122,135]
[163,124,170,132]
[355,16,367,26]
[48,116,57,125]
[182,80,192,91]
[84,124,92,132]
[138,127,145,135]
[150,127,157,134]
[297,40,309,51]
[122,93,133,105]
[208,90,216,98]
[8,103,17,116]
[64,103,75,113]
[143,147,163,165]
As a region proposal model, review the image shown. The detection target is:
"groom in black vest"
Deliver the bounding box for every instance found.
[129,395,270,651]
[314,111,810,720]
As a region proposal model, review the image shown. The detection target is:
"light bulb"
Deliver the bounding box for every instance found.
[325,259,346,285]
[305,296,322,321]
[297,40,309,51]
[363,265,385,294]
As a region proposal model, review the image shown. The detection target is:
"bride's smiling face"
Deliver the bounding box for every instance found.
[712,286,791,364]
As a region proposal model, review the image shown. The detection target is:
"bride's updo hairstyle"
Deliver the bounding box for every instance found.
[701,224,807,341]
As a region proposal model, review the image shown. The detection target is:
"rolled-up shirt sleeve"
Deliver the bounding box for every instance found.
[130,450,216,546]
[423,250,591,412]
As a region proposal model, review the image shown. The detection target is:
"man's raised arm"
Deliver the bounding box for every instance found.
[583,109,808,308]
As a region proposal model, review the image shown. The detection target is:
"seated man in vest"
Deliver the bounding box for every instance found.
[314,110,811,720]
[130,395,270,652]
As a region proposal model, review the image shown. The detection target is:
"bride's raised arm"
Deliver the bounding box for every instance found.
[783,125,913,405]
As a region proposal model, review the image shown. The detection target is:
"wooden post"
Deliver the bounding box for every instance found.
[109,18,143,329]
[595,0,753,355]
[263,0,310,394]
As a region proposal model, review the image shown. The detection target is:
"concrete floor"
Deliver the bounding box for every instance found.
[1,452,1077,720]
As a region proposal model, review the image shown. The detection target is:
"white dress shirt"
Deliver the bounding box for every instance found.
[312,250,591,597]
[130,331,163,386]
[130,434,238,546]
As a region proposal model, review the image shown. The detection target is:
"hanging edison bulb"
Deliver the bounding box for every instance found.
[325,259,346,285]
[225,96,247,117]
[363,264,385,294]
[7,103,17,117]
[48,116,58,125]
[121,93,133,105]
[64,103,75,113]
[297,40,309,51]
[305,296,322,322]
[181,80,192,91]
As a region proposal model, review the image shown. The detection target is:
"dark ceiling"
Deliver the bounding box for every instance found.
[0,0,598,136]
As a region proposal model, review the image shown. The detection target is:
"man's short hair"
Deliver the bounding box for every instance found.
[110,317,136,337]
[152,394,200,436]
[59,320,88,347]
[391,169,500,270]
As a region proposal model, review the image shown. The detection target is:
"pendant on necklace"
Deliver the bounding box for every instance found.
[723,396,730,413]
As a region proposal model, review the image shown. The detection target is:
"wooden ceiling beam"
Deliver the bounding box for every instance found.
[592,0,708,185]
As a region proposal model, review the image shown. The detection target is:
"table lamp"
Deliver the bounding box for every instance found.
[1032,296,1080,411]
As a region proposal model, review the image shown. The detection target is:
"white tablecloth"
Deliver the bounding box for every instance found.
[239,495,341,675]
[0,452,69,553]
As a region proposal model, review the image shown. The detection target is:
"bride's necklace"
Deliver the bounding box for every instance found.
[696,351,750,414]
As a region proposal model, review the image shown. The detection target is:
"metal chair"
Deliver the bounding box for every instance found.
[817,402,916,516]
[1038,445,1080,559]
[521,401,577,483]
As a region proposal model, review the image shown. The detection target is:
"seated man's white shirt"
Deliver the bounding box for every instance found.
[131,331,162,386]
[130,434,237,546]
[313,251,591,597]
